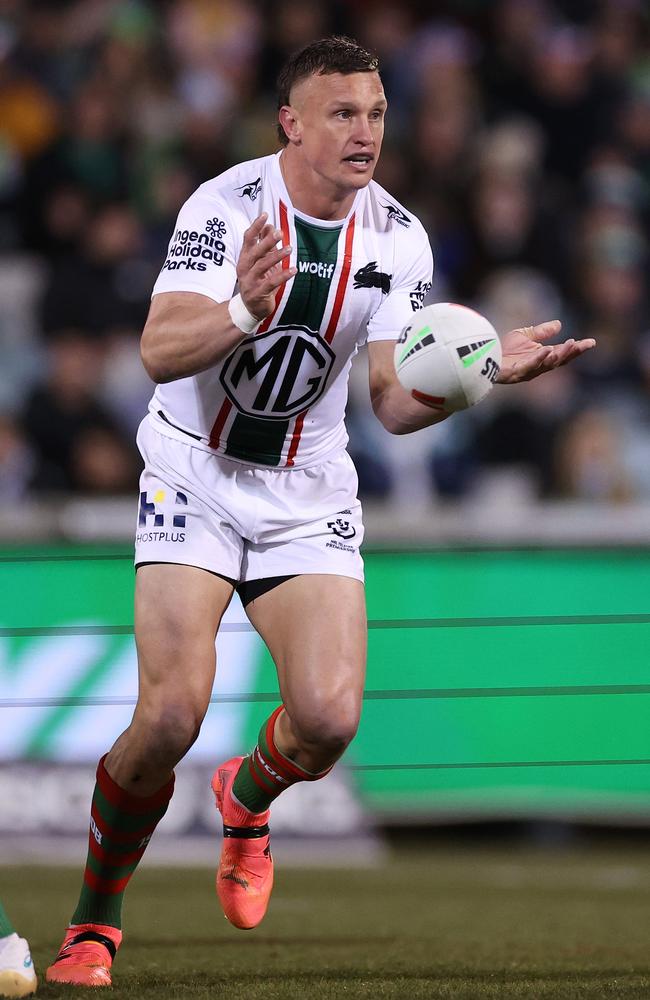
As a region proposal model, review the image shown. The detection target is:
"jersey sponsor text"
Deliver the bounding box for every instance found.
[163,226,226,272]
[220,325,335,420]
[297,260,336,278]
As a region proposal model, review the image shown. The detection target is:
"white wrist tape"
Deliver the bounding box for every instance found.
[228,293,261,334]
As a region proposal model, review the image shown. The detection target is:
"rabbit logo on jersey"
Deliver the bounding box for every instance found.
[220,325,335,420]
[162,218,227,271]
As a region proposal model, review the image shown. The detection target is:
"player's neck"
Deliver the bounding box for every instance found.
[279,148,357,221]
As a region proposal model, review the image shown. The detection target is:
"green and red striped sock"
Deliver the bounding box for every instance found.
[0,900,15,938]
[71,755,174,929]
[231,705,331,814]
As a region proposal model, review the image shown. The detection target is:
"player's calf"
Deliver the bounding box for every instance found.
[46,754,174,987]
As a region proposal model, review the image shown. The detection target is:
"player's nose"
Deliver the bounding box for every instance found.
[352,118,375,146]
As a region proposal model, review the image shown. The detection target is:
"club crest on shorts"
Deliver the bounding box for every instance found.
[327,517,356,540]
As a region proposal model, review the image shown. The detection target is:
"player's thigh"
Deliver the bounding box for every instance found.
[245,573,367,724]
[135,563,234,713]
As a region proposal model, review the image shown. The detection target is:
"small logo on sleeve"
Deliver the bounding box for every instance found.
[382,202,411,228]
[236,177,262,201]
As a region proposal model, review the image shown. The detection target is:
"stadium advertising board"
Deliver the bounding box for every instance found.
[1,546,649,825]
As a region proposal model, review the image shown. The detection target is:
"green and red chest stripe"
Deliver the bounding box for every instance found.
[209,202,356,466]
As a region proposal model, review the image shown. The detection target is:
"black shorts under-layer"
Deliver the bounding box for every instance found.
[136,563,296,607]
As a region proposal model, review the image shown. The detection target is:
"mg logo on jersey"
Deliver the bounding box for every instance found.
[220,325,335,420]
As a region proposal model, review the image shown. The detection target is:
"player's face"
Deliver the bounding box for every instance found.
[287,72,387,194]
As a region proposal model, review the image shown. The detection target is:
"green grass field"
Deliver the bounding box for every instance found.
[4,846,650,999]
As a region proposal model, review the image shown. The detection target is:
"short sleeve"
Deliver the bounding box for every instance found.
[365,226,434,343]
[151,185,239,304]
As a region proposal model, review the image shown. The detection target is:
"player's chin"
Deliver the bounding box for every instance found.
[340,160,376,187]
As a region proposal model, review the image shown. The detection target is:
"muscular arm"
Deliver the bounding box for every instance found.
[368,339,450,434]
[140,292,246,383]
[141,214,295,383]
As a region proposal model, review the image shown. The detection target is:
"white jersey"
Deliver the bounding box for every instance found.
[150,151,433,469]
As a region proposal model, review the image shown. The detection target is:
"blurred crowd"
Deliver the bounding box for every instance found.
[0,0,649,505]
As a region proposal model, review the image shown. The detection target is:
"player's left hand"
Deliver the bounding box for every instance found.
[497,320,595,384]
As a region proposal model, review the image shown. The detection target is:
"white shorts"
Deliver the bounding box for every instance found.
[134,414,364,583]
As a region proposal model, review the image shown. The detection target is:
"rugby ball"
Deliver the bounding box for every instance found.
[394,302,502,413]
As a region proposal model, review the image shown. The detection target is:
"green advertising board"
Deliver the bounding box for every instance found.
[1,545,649,820]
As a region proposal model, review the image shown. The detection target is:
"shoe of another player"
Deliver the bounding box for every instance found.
[0,934,37,998]
[211,756,273,930]
[45,923,122,987]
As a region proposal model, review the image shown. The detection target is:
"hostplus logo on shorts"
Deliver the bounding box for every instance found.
[136,489,188,543]
[162,218,227,272]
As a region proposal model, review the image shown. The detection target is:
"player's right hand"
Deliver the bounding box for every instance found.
[236,213,295,322]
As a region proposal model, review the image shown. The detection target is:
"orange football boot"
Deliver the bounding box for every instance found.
[45,923,122,987]
[211,756,273,930]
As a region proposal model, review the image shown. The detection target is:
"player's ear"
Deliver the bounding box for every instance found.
[279,105,301,145]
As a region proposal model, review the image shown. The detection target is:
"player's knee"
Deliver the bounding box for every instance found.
[291,697,360,756]
[136,700,204,766]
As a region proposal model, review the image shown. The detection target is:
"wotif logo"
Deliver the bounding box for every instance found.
[297,260,335,278]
